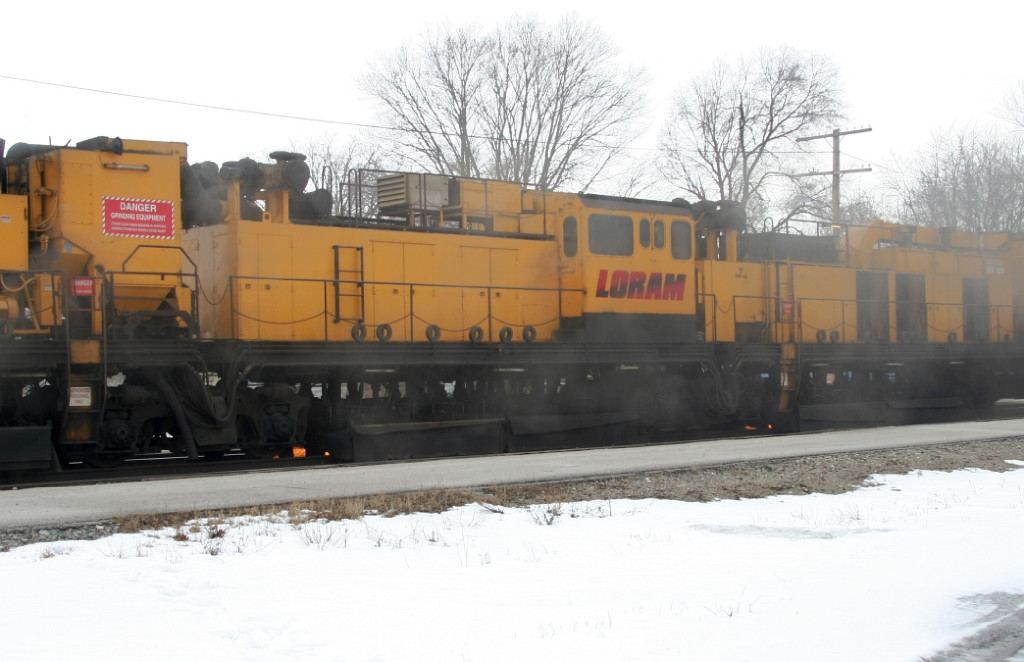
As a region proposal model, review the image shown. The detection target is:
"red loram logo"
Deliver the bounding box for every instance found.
[595,270,686,300]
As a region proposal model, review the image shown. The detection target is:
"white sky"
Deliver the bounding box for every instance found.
[3,0,1021,194]
[3,464,1024,661]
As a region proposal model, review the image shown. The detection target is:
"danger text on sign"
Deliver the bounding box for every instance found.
[102,197,175,239]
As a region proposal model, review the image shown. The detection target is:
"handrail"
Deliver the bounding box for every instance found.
[226,273,584,342]
[709,292,1018,344]
[697,289,1018,345]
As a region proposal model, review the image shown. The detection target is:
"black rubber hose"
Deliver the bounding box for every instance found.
[156,376,199,460]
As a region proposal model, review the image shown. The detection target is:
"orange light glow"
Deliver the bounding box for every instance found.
[292,446,307,458]
[744,425,756,431]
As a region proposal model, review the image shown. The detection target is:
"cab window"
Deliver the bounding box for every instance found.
[589,214,633,256]
[653,220,666,249]
[563,216,578,257]
[639,219,651,248]
[671,220,692,259]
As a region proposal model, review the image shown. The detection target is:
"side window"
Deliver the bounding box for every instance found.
[653,220,665,249]
[671,220,692,259]
[639,219,651,248]
[563,216,578,257]
[589,214,633,256]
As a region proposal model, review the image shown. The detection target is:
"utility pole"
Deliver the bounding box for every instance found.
[795,127,872,225]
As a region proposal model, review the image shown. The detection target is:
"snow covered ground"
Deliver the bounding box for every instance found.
[4,463,1024,662]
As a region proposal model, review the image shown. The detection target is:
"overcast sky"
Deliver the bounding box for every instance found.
[3,0,1020,195]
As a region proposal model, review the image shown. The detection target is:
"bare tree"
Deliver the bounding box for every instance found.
[1005,80,1024,131]
[658,47,843,219]
[360,15,647,191]
[484,16,645,190]
[361,24,490,178]
[289,133,384,217]
[765,177,885,234]
[888,127,1024,232]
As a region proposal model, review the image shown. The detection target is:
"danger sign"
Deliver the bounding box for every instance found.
[102,197,175,239]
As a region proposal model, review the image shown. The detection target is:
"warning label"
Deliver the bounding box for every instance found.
[102,197,175,239]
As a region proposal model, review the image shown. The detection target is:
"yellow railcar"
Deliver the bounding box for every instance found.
[2,135,1023,470]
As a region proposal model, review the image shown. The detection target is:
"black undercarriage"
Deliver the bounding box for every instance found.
[2,334,1022,471]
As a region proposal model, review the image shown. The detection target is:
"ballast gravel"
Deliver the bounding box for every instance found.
[2,436,1022,552]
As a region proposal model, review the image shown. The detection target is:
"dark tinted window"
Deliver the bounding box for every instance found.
[563,216,578,257]
[589,214,633,256]
[653,220,665,249]
[639,219,651,248]
[670,220,692,259]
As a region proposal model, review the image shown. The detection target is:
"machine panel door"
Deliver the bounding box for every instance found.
[406,243,437,342]
[964,277,990,342]
[461,246,489,340]
[259,234,293,340]
[857,271,889,342]
[372,241,407,336]
[1015,294,1024,341]
[490,248,519,337]
[896,273,926,342]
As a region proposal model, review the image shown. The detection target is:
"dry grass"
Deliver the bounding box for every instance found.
[109,437,1024,535]
[18,437,1015,551]
[110,481,612,534]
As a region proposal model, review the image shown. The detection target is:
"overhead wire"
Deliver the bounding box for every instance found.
[0,73,837,157]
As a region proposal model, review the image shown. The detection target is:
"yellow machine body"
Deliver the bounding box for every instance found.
[0,193,28,271]
[11,139,193,336]
[185,182,562,343]
[7,134,1024,468]
[695,221,1023,347]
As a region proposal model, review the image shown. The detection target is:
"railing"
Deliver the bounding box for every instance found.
[226,274,584,343]
[790,296,857,344]
[698,291,1018,344]
[103,270,200,338]
[0,269,64,333]
[794,297,1016,344]
[696,292,719,342]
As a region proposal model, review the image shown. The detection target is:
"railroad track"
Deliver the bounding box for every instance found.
[3,400,1022,493]
[0,452,328,490]
[1,425,753,491]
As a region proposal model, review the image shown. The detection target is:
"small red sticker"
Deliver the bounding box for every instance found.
[71,277,94,297]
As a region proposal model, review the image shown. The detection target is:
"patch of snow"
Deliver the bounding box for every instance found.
[4,467,1024,661]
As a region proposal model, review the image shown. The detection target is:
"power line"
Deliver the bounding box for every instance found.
[0,73,390,132]
[1,73,838,158]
